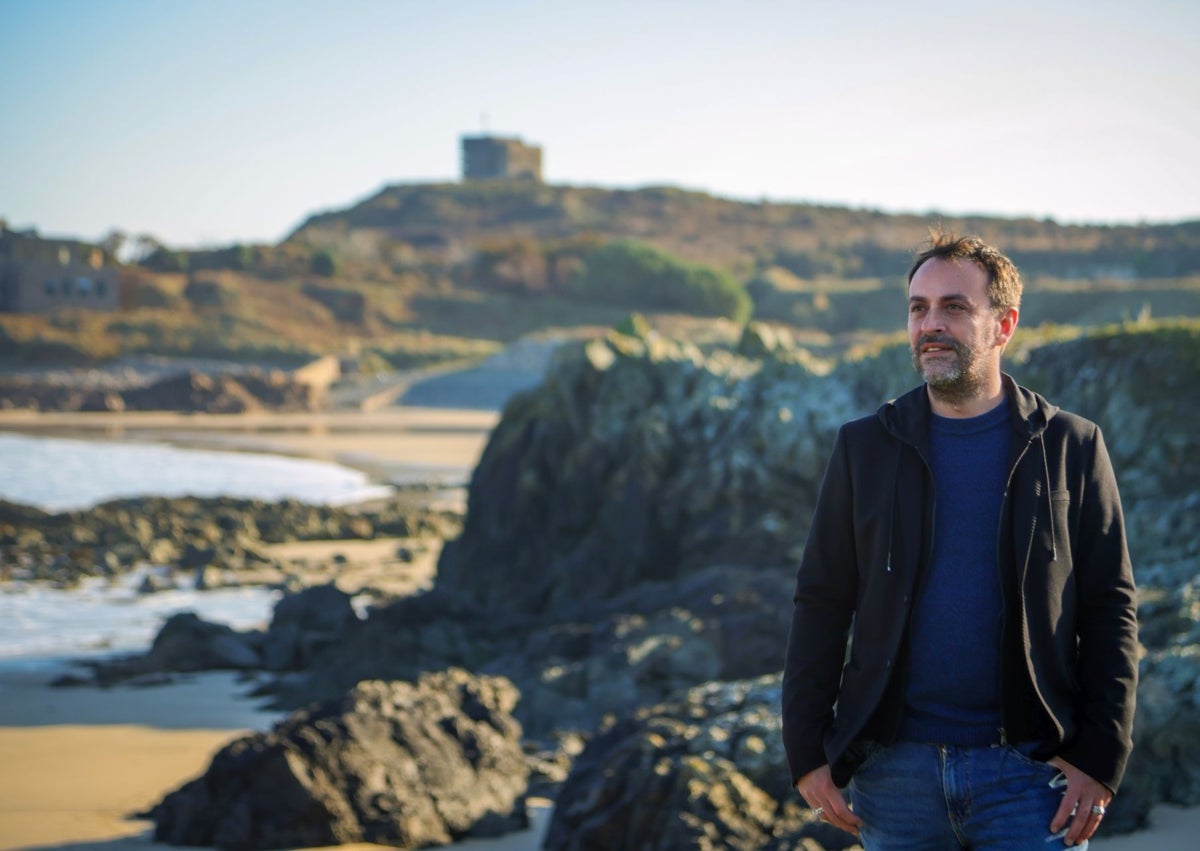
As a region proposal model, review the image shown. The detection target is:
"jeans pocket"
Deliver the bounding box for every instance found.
[999,742,1056,771]
[846,738,887,776]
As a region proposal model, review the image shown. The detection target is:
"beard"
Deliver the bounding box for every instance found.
[911,333,991,403]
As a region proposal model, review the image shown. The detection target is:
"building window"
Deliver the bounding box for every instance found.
[96,280,108,298]
[45,280,57,296]
[76,276,94,295]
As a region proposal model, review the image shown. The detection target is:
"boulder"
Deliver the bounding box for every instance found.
[144,612,262,671]
[261,584,359,671]
[542,676,852,851]
[151,671,529,850]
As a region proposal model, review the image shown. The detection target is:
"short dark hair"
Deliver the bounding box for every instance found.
[907,230,1023,313]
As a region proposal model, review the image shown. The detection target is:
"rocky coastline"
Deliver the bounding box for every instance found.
[0,494,459,587]
[4,320,1198,847]
[0,358,327,413]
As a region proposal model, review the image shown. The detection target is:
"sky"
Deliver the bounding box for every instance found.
[2,0,1198,248]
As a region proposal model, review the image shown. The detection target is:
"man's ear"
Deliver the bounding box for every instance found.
[996,307,1019,347]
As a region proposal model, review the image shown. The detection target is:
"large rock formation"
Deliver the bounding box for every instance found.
[151,671,529,850]
[435,327,866,615]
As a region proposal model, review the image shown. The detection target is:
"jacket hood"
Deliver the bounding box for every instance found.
[877,374,1059,445]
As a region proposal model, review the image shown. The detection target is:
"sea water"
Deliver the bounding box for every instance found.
[0,432,394,512]
[0,432,400,668]
[0,568,280,665]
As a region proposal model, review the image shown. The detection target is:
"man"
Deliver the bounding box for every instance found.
[781,232,1138,849]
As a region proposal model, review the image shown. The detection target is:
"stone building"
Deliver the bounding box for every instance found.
[0,222,122,314]
[460,135,543,182]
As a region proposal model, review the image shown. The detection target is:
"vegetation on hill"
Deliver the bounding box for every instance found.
[569,240,752,323]
[291,181,1200,279]
[3,182,1199,368]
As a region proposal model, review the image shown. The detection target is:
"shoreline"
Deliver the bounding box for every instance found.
[0,405,555,850]
[0,406,501,489]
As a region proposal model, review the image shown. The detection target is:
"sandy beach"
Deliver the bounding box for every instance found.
[0,407,501,485]
[0,406,1194,850]
[0,669,551,851]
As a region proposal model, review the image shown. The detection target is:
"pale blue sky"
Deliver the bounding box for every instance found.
[2,0,1197,247]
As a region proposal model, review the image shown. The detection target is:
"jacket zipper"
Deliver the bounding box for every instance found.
[997,434,1040,741]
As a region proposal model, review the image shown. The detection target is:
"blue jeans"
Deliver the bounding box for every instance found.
[848,740,1080,850]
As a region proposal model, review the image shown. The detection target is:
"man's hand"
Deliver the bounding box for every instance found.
[795,763,863,837]
[1048,756,1113,847]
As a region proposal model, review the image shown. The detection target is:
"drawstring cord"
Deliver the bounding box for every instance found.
[1040,436,1057,561]
[886,442,901,573]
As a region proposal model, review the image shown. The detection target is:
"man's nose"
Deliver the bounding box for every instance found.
[921,308,946,332]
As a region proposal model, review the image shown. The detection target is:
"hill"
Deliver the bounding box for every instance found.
[3,182,1199,369]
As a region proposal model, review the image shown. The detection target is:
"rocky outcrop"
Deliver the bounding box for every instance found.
[435,329,864,616]
[142,612,263,672]
[0,495,460,584]
[151,671,529,850]
[543,676,854,851]
[260,583,360,671]
[0,367,323,413]
[264,564,792,740]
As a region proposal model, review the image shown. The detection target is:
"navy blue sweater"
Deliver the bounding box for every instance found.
[899,399,1011,746]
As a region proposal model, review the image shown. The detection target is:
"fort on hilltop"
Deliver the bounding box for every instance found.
[460,134,542,182]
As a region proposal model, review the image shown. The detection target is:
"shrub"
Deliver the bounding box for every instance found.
[184,277,235,309]
[142,247,189,273]
[311,249,341,278]
[303,282,368,324]
[572,240,752,322]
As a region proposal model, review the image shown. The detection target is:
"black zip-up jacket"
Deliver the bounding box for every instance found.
[781,376,1138,793]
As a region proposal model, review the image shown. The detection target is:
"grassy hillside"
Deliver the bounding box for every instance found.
[4,182,1199,368]
[290,182,1200,278]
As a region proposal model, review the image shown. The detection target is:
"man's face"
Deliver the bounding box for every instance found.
[908,258,1010,398]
